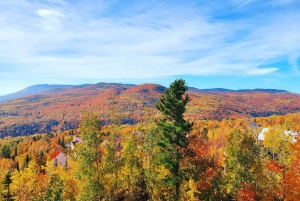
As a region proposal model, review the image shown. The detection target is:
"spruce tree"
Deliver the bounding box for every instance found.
[1,144,11,159]
[155,78,192,200]
[2,171,13,201]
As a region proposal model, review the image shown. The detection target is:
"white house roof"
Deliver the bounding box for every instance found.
[258,128,298,142]
[72,136,83,143]
[258,128,269,141]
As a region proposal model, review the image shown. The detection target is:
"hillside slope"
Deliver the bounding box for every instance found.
[0,83,300,137]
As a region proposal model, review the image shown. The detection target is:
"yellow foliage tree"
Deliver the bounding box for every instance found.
[11,160,46,200]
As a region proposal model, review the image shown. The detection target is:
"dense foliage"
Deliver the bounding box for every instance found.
[0,80,300,200]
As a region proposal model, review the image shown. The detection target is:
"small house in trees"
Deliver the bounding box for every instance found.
[258,128,270,141]
[51,151,69,166]
[65,136,84,150]
[258,128,298,142]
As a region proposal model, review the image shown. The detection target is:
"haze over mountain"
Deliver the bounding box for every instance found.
[0,84,77,103]
[0,82,299,138]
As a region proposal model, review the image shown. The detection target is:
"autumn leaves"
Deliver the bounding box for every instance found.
[0,79,300,200]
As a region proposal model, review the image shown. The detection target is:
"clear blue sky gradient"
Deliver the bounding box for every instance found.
[0,0,300,95]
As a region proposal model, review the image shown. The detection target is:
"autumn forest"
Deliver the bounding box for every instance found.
[1,79,300,201]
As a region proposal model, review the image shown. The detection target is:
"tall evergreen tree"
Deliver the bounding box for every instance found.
[22,154,30,170]
[2,171,13,201]
[155,78,192,200]
[1,145,11,159]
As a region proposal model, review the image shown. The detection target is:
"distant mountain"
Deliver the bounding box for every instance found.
[0,84,76,103]
[237,89,288,93]
[188,87,234,93]
[1,85,289,103]
[188,87,289,93]
[0,82,299,137]
[0,83,137,103]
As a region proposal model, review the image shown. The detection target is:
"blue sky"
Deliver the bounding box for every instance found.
[0,0,300,95]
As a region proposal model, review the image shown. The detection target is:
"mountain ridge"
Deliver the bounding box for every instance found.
[188,87,290,94]
[1,83,294,103]
[1,82,300,137]
[0,84,76,103]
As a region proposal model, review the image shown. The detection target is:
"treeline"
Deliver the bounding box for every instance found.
[0,79,300,200]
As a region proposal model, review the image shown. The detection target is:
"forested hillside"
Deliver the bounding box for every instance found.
[1,82,300,137]
[0,79,299,200]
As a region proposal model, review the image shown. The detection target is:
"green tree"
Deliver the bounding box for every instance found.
[22,154,30,170]
[76,112,102,201]
[99,127,124,200]
[2,171,13,201]
[1,145,10,159]
[142,123,177,200]
[45,174,63,201]
[155,78,192,200]
[62,136,65,148]
[119,134,147,200]
[223,129,262,200]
